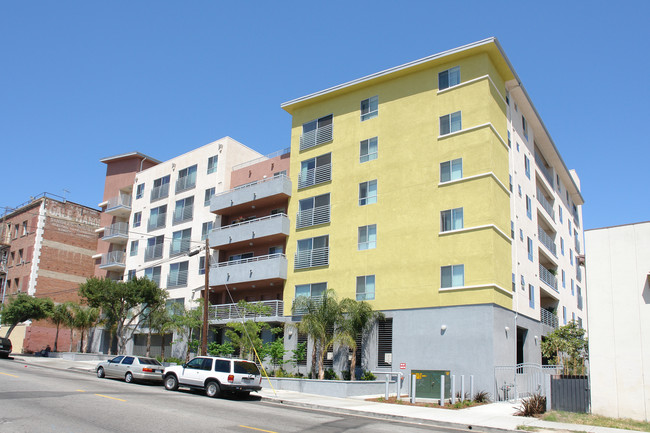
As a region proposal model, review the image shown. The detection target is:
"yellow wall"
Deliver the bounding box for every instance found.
[284,48,513,314]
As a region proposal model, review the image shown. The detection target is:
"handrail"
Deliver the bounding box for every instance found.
[212,253,286,268]
[213,174,289,198]
[232,148,290,172]
[211,213,287,232]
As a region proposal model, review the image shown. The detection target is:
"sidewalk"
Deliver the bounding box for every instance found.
[7,355,637,433]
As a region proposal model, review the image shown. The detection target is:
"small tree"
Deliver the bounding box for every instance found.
[208,341,235,357]
[169,300,202,362]
[290,341,307,369]
[1,293,54,338]
[541,321,588,375]
[71,304,99,353]
[146,305,174,359]
[266,338,287,372]
[225,301,274,361]
[340,298,385,381]
[49,303,73,352]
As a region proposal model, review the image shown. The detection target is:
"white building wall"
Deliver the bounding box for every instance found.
[585,222,650,422]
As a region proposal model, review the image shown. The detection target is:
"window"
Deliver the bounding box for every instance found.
[518,185,522,197]
[358,224,377,250]
[561,238,565,255]
[207,155,218,174]
[133,211,142,228]
[570,249,574,266]
[563,306,567,325]
[9,252,15,266]
[360,96,378,121]
[151,175,170,201]
[145,235,164,261]
[173,196,194,224]
[509,175,513,192]
[439,111,462,136]
[441,264,464,288]
[377,318,393,367]
[522,115,528,140]
[524,156,530,179]
[14,225,19,239]
[298,153,331,189]
[527,237,533,261]
[22,221,28,236]
[511,221,514,238]
[300,114,333,150]
[168,261,189,288]
[297,193,330,228]
[295,282,327,299]
[359,180,377,206]
[441,208,463,232]
[148,205,167,231]
[269,246,283,255]
[519,229,523,241]
[136,183,145,200]
[295,235,329,269]
[512,273,516,292]
[577,286,584,311]
[559,207,563,223]
[529,285,535,308]
[568,219,572,234]
[440,158,462,183]
[562,270,566,288]
[571,279,575,296]
[127,270,136,281]
[356,275,375,301]
[438,66,460,90]
[507,130,511,148]
[229,252,253,262]
[176,165,197,193]
[521,275,525,291]
[170,228,191,256]
[572,312,576,322]
[199,256,206,275]
[129,240,139,257]
[360,137,378,163]
[144,266,161,286]
[577,317,582,329]
[201,221,213,241]
[204,188,215,206]
[526,196,532,219]
[18,249,23,264]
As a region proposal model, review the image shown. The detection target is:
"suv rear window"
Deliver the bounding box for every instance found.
[234,361,260,375]
[138,357,162,365]
[214,359,230,373]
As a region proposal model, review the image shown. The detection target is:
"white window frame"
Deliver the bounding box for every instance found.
[360,137,378,163]
[136,183,145,200]
[441,264,464,288]
[439,111,462,136]
[360,96,378,121]
[356,275,375,301]
[207,155,218,174]
[358,224,377,250]
[440,158,462,183]
[359,180,377,206]
[438,66,460,90]
[204,187,215,207]
[440,207,463,232]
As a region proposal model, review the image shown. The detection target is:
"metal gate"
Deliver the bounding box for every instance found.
[551,375,590,413]
[494,363,562,402]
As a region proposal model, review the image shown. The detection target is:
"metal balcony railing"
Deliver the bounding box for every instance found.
[294,247,329,269]
[213,253,286,268]
[298,164,332,189]
[173,205,193,224]
[209,300,284,321]
[212,213,286,233]
[150,183,169,202]
[536,188,555,222]
[296,205,330,229]
[232,148,291,171]
[175,175,196,193]
[169,239,191,256]
[535,152,554,188]
[106,194,132,211]
[147,214,167,231]
[100,250,126,267]
[144,244,164,261]
[539,264,558,292]
[538,226,557,257]
[576,265,582,283]
[540,309,559,329]
[167,269,188,288]
[103,222,129,238]
[300,123,333,151]
[577,293,583,310]
[292,295,323,315]
[575,236,582,254]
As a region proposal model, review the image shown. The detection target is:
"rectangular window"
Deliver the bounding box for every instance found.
[507,130,511,147]
[440,208,463,232]
[358,224,377,250]
[527,237,533,261]
[569,219,572,234]
[173,196,194,224]
[127,270,136,281]
[441,264,464,288]
[18,249,23,263]
[229,252,253,262]
[359,180,377,206]
[521,275,525,291]
[562,270,566,288]
[526,196,532,219]
[201,221,213,241]
[207,155,218,174]
[571,279,575,296]
[577,285,583,310]
[151,175,170,201]
[129,240,139,257]
[22,221,28,236]
[360,137,378,163]
[269,246,283,255]
[438,66,460,90]
[294,282,326,300]
[176,164,197,193]
[133,211,142,228]
[199,256,206,275]
[377,318,393,367]
[136,183,145,200]
[144,266,161,286]
[295,235,329,269]
[559,207,563,223]
[439,111,462,136]
[168,261,189,288]
[360,96,378,121]
[298,153,331,189]
[570,249,574,266]
[511,221,514,239]
[563,306,567,325]
[509,175,513,192]
[519,229,523,241]
[518,185,522,197]
[356,275,375,301]
[204,188,215,206]
[440,158,462,183]
[512,273,516,292]
[145,235,164,261]
[561,238,565,255]
[148,205,167,231]
[524,156,530,179]
[522,115,528,140]
[170,228,192,256]
[300,114,333,150]
[297,193,330,228]
[529,285,535,308]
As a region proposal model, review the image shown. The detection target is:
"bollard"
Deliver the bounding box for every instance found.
[470,375,474,400]
[410,373,416,404]
[451,375,456,404]
[440,375,445,406]
[461,375,465,401]
[396,374,402,400]
[385,374,390,400]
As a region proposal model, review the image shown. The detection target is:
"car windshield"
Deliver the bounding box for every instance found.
[234,361,260,375]
[138,357,162,365]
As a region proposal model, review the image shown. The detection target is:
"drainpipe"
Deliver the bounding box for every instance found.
[139,157,148,173]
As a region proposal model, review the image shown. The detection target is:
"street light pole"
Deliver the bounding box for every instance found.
[202,238,209,356]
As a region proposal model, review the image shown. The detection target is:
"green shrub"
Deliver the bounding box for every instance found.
[360,370,376,381]
[515,394,547,417]
[341,370,351,381]
[324,368,339,380]
[158,356,184,365]
[473,390,491,403]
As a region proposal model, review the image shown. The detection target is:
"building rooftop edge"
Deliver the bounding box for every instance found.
[2,194,100,219]
[585,220,650,232]
[100,151,162,165]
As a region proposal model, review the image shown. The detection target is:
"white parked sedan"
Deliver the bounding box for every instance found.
[96,356,164,383]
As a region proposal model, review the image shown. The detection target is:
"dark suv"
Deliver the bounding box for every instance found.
[0,337,12,358]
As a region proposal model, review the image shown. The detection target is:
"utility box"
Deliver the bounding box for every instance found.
[411,370,451,399]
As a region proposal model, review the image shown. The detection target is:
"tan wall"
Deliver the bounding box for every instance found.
[230,153,290,188]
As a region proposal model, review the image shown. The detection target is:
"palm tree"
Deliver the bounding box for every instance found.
[340,298,385,380]
[292,289,344,380]
[146,305,174,359]
[49,303,72,352]
[72,304,99,353]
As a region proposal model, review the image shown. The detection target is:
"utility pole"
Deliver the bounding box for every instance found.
[202,238,209,356]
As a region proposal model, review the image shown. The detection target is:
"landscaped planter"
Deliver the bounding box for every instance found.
[265,377,398,398]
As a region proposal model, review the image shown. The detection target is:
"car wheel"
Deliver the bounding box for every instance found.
[164,374,179,391]
[205,381,220,398]
[96,367,105,378]
[125,372,134,383]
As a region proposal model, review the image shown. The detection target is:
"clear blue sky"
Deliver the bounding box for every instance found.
[1,1,648,230]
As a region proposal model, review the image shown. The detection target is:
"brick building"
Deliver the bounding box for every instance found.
[0,193,100,353]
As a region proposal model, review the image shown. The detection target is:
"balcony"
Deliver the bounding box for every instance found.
[147,214,167,232]
[536,187,555,222]
[575,236,582,254]
[209,214,290,249]
[541,308,559,329]
[211,175,292,216]
[298,164,332,189]
[300,123,333,151]
[538,226,557,257]
[102,222,129,244]
[539,264,558,293]
[176,176,196,194]
[209,300,284,323]
[99,251,126,271]
[144,244,164,262]
[172,205,193,225]
[105,194,132,218]
[535,152,554,188]
[296,205,330,229]
[167,269,188,288]
[210,253,288,286]
[294,247,329,270]
[150,184,169,202]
